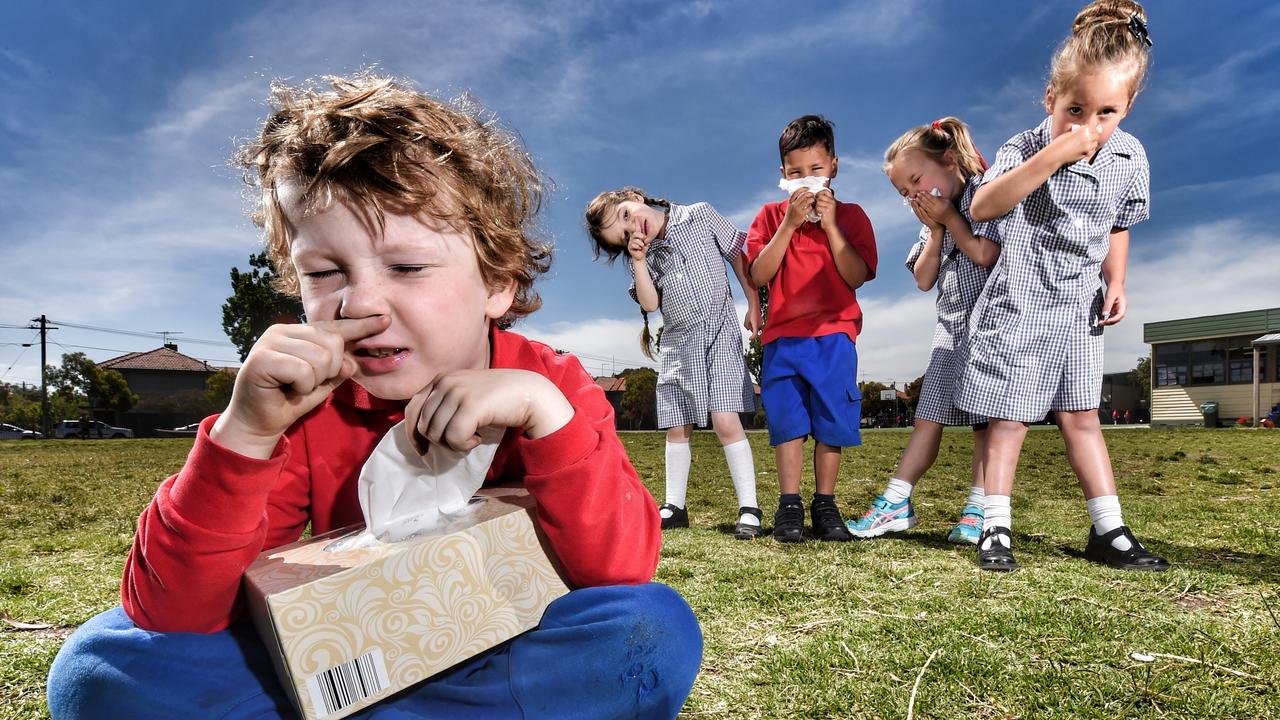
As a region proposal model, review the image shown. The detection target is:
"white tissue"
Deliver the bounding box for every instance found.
[901,187,942,207]
[778,176,830,222]
[327,420,503,549]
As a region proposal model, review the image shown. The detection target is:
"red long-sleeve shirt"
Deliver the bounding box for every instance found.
[122,327,660,633]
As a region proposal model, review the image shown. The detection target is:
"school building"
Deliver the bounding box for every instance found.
[1144,307,1280,426]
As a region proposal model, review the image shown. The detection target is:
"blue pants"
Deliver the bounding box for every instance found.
[47,584,701,720]
[760,334,862,448]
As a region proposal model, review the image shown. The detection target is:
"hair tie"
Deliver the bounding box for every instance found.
[1127,15,1153,47]
[931,120,943,130]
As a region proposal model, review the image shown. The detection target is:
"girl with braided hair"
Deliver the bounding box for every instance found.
[586,188,764,539]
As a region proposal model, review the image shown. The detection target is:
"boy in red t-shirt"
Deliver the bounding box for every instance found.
[746,115,878,543]
[46,72,701,720]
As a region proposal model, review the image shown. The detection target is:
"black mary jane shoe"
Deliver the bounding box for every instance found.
[977,527,1018,572]
[659,503,689,530]
[1084,525,1171,571]
[733,506,764,540]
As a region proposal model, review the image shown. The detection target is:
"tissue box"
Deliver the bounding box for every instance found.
[243,486,570,720]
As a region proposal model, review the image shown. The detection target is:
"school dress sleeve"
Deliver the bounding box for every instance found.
[976,133,1037,221]
[698,202,747,261]
[962,178,1002,245]
[744,204,778,269]
[904,227,930,273]
[1113,144,1151,229]
[515,347,660,586]
[122,416,312,633]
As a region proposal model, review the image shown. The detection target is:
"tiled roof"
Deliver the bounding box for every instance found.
[99,347,215,372]
[595,377,626,392]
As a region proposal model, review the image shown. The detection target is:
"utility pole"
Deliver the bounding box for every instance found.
[30,315,56,436]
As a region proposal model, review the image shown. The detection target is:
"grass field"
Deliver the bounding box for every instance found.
[2,428,1278,719]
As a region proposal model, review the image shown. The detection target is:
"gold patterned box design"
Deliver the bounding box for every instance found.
[243,486,570,720]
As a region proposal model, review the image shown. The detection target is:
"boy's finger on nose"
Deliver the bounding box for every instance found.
[329,315,391,340]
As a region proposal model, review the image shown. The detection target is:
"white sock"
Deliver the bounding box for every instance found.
[965,485,985,509]
[883,477,914,504]
[723,439,760,526]
[663,441,691,517]
[1086,495,1132,550]
[981,495,1011,549]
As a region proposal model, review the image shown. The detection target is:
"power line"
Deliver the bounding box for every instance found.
[46,319,235,348]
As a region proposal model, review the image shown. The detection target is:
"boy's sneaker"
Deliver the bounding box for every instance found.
[773,503,805,543]
[846,495,917,538]
[946,504,984,545]
[810,499,852,542]
[977,527,1017,571]
[1084,525,1170,571]
[658,503,689,530]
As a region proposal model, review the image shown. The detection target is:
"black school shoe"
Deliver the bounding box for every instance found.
[734,506,764,540]
[1084,525,1171,571]
[977,527,1018,571]
[810,499,853,542]
[659,503,689,530]
[773,503,805,543]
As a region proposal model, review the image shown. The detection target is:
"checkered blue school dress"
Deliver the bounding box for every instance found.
[629,203,757,428]
[908,177,1000,426]
[956,118,1150,423]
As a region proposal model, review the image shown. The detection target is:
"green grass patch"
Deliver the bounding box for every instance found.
[2,429,1279,719]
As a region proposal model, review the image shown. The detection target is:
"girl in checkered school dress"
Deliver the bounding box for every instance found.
[847,117,1002,545]
[960,0,1169,572]
[587,189,765,539]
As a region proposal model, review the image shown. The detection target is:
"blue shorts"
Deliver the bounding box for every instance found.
[761,334,862,447]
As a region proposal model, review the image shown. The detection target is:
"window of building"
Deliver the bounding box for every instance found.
[1154,342,1188,387]
[1188,340,1226,385]
[1225,335,1271,384]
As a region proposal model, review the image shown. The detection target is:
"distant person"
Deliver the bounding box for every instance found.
[1112,409,1120,425]
[586,187,764,539]
[959,0,1169,572]
[47,72,701,719]
[1124,409,1133,424]
[848,117,1001,545]
[745,114,878,543]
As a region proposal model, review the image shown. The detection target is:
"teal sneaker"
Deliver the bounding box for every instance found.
[846,495,916,538]
[947,504,984,545]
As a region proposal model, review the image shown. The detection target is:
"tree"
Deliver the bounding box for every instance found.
[1129,355,1151,400]
[904,375,925,413]
[48,352,138,415]
[620,367,657,430]
[223,251,304,361]
[744,285,769,384]
[206,370,235,412]
[860,380,889,420]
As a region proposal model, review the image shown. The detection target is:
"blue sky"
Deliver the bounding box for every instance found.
[2,0,1278,390]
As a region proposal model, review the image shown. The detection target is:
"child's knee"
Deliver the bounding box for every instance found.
[47,608,142,719]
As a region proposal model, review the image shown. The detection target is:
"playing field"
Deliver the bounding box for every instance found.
[2,427,1277,719]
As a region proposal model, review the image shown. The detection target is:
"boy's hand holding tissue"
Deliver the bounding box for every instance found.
[780,186,819,231]
[212,316,391,460]
[405,368,575,454]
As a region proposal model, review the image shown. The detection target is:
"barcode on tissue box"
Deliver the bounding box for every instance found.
[304,648,390,718]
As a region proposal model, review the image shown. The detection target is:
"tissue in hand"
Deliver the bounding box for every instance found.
[778,176,831,222]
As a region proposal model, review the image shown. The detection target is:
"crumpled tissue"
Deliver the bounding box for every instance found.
[326,421,503,550]
[778,176,831,222]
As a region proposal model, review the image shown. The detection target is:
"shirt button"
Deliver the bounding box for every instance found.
[1073,218,1084,229]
